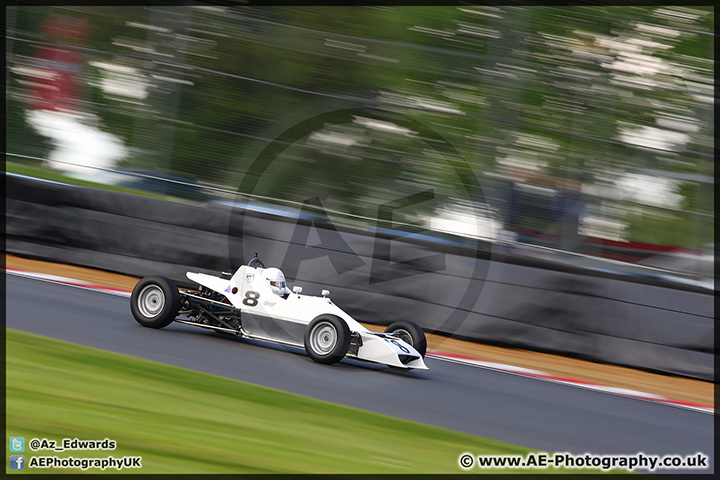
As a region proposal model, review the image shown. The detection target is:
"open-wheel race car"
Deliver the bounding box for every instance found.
[130,255,428,370]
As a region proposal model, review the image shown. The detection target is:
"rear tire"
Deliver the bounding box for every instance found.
[131,276,181,329]
[304,315,351,365]
[385,321,427,357]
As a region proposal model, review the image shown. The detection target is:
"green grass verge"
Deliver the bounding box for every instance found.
[6,162,180,202]
[6,329,614,474]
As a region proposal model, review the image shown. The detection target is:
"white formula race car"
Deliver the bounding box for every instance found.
[130,255,428,370]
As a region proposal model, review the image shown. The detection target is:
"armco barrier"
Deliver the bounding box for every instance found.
[5,174,714,381]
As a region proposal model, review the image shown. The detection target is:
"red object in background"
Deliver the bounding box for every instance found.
[27,14,87,112]
[587,237,685,263]
[513,227,687,263]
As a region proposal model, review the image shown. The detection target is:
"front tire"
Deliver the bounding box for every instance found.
[385,321,427,357]
[304,315,351,365]
[131,276,181,329]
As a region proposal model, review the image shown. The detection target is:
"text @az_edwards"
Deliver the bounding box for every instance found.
[458,451,710,472]
[9,437,142,472]
[28,437,115,452]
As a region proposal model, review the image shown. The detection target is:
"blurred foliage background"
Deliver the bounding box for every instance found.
[5,5,714,263]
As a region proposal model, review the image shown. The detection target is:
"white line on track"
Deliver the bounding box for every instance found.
[6,268,131,297]
[428,354,714,416]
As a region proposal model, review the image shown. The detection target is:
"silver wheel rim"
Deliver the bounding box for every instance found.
[393,328,413,346]
[138,285,165,318]
[310,322,337,356]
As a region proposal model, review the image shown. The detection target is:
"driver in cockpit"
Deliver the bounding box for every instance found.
[264,267,291,298]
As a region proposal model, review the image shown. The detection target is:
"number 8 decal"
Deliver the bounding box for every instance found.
[243,290,260,307]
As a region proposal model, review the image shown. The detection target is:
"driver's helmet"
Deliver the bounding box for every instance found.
[264,267,289,296]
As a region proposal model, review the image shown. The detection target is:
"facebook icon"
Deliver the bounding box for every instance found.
[10,455,24,470]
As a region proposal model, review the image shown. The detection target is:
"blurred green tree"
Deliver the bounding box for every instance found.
[6,5,713,244]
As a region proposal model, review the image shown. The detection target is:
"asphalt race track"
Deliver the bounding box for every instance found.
[6,274,714,474]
